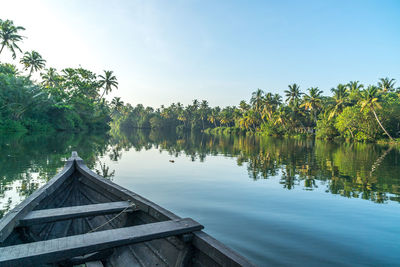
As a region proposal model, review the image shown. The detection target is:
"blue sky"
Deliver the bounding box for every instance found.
[1,0,399,107]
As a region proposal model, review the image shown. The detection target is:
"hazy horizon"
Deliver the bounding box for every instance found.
[1,0,399,108]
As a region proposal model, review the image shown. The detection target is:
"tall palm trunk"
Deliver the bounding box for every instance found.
[372,107,393,140]
[100,89,106,100]
[0,44,5,55]
[98,88,107,103]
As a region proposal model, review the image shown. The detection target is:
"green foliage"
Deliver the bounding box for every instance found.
[316,116,338,140]
[259,121,285,136]
[113,78,400,143]
[0,19,119,134]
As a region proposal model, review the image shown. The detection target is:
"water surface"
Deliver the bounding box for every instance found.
[1,130,399,266]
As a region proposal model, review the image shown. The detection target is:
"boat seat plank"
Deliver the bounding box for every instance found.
[0,218,203,266]
[20,201,136,226]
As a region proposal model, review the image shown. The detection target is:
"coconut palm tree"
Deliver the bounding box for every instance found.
[20,51,46,78]
[274,106,288,130]
[273,94,282,106]
[329,84,349,120]
[284,83,302,107]
[250,89,264,112]
[301,87,323,123]
[41,67,60,87]
[199,100,209,130]
[378,77,396,93]
[111,97,124,114]
[239,100,250,113]
[261,92,275,121]
[98,70,118,100]
[359,86,393,140]
[347,81,364,92]
[0,19,25,59]
[207,108,220,127]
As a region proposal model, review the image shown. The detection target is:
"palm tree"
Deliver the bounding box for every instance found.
[347,81,364,92]
[0,19,25,59]
[378,77,396,93]
[111,97,124,114]
[250,89,264,112]
[192,99,199,110]
[274,106,288,130]
[284,83,302,107]
[239,110,257,131]
[41,67,60,87]
[239,100,250,113]
[301,87,323,123]
[359,86,393,140]
[98,70,118,100]
[273,94,282,106]
[20,51,46,78]
[207,108,219,127]
[199,100,209,130]
[329,84,349,120]
[261,92,275,121]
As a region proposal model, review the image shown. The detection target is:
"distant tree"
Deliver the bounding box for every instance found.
[41,67,60,87]
[359,86,393,140]
[111,97,124,114]
[98,70,118,100]
[284,83,302,107]
[0,19,25,59]
[347,81,364,92]
[199,100,209,130]
[239,100,250,112]
[20,51,46,78]
[250,89,264,112]
[301,87,323,124]
[378,77,396,93]
[329,84,349,120]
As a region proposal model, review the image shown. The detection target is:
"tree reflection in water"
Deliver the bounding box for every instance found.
[1,129,399,218]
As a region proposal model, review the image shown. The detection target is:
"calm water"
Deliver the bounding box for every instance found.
[1,130,400,266]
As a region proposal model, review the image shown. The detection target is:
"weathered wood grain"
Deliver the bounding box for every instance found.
[85,261,103,267]
[20,201,136,226]
[0,218,203,266]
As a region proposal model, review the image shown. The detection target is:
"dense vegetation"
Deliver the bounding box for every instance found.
[0,19,119,133]
[2,18,399,143]
[113,80,400,142]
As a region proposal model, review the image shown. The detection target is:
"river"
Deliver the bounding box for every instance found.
[1,129,399,266]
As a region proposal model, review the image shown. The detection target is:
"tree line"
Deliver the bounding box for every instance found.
[0,18,119,133]
[112,79,400,142]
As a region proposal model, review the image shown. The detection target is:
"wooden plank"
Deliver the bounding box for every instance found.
[68,250,113,265]
[20,201,136,226]
[85,261,103,267]
[0,218,203,266]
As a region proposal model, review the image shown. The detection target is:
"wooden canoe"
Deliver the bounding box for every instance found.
[0,152,255,267]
